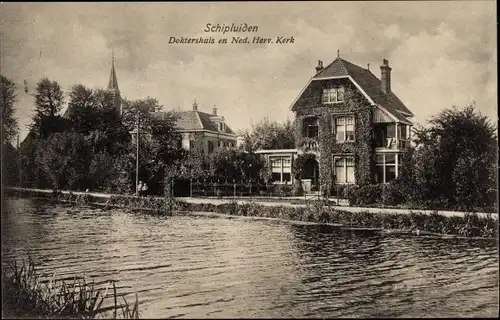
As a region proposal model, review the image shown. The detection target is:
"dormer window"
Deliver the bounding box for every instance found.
[322,86,345,104]
[218,121,225,132]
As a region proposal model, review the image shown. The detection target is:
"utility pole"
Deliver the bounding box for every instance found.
[135,113,140,196]
[17,133,21,187]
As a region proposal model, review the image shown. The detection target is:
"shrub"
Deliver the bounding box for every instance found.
[350,184,382,206]
[381,181,406,206]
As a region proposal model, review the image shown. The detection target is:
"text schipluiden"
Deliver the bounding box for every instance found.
[168,23,295,44]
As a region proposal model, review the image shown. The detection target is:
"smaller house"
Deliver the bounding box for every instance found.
[163,101,238,159]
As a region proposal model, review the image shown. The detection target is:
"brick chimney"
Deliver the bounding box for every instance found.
[380,59,392,94]
[192,100,198,111]
[212,105,217,115]
[315,60,324,74]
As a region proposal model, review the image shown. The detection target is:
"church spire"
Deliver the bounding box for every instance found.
[107,49,122,117]
[107,49,120,92]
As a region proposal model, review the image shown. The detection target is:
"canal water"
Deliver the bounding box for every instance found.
[2,198,498,318]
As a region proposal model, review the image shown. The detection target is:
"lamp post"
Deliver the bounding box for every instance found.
[135,113,140,196]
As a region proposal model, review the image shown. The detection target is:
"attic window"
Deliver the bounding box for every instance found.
[219,122,225,132]
[322,86,345,104]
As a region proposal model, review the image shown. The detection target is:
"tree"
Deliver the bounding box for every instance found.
[410,104,498,211]
[68,85,130,155]
[34,78,64,116]
[1,75,20,188]
[243,118,295,151]
[67,84,99,134]
[35,132,90,190]
[121,97,185,195]
[1,142,18,186]
[121,97,163,132]
[31,78,67,138]
[208,148,268,182]
[1,75,19,143]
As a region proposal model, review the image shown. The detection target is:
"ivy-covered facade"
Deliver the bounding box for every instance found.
[258,56,414,195]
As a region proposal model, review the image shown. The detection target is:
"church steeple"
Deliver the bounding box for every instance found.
[107,50,121,116]
[107,50,120,92]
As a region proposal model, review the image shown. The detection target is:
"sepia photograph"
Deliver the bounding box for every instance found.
[1,1,498,318]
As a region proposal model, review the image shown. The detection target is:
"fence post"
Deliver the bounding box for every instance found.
[190,178,193,197]
[346,184,349,203]
[172,178,175,199]
[382,183,385,206]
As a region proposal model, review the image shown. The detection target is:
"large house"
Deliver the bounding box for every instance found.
[257,54,414,193]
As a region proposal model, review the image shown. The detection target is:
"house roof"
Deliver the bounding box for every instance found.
[294,57,414,120]
[152,110,236,135]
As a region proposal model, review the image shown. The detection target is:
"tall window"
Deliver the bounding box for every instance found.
[322,86,345,104]
[270,157,292,184]
[208,141,214,154]
[334,116,355,142]
[374,153,400,184]
[189,140,194,150]
[334,156,355,184]
[397,124,410,149]
[303,117,319,138]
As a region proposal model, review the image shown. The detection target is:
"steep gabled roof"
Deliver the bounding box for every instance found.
[153,110,236,135]
[293,57,414,120]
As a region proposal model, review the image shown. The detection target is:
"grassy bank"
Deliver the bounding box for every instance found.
[1,258,139,319]
[6,189,498,239]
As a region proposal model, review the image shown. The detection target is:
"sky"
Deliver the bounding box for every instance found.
[1,1,497,142]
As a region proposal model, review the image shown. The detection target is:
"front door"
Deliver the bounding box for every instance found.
[303,158,319,191]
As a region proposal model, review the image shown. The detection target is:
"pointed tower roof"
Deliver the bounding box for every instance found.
[107,53,120,92]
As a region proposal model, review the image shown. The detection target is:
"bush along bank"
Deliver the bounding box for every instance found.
[174,201,497,238]
[6,189,498,239]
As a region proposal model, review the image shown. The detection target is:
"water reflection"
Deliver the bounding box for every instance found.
[2,198,498,318]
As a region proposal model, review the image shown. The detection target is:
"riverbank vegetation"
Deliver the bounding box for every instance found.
[108,196,499,239]
[6,189,498,239]
[1,258,139,319]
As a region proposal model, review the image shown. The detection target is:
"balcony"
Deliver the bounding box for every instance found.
[376,137,410,150]
[300,116,320,152]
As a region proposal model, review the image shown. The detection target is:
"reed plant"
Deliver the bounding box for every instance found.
[2,258,139,319]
